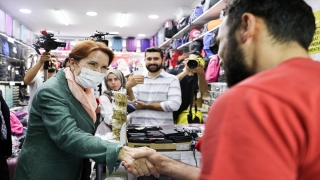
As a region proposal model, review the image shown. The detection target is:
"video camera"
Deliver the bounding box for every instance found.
[187,57,205,69]
[88,30,119,47]
[33,30,66,55]
[32,29,66,81]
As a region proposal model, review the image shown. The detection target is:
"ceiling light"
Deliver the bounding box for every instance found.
[148,15,159,19]
[19,9,31,13]
[138,34,146,37]
[119,13,127,28]
[108,32,119,35]
[86,12,97,16]
[55,10,69,25]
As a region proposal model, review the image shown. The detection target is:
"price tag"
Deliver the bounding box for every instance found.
[9,81,15,85]
[7,37,15,44]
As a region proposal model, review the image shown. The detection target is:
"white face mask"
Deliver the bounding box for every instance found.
[74,63,106,89]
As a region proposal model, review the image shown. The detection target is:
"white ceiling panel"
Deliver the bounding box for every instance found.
[0,0,197,39]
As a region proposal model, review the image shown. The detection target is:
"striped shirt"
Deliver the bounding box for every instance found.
[129,70,181,126]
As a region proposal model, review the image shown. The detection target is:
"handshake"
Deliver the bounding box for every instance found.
[117,146,164,178]
[117,146,200,180]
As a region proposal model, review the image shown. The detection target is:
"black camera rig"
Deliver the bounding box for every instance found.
[88,30,119,47]
[32,30,66,81]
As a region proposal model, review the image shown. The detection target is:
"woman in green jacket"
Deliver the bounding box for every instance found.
[14,40,157,180]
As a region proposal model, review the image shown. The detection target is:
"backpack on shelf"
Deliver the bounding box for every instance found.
[205,55,220,83]
[0,38,3,54]
[210,28,220,54]
[181,32,190,44]
[177,16,190,31]
[189,28,201,41]
[165,21,178,38]
[188,6,204,24]
[203,30,215,57]
[189,40,203,52]
[15,43,22,60]
[1,38,10,56]
[171,39,182,50]
[8,41,17,58]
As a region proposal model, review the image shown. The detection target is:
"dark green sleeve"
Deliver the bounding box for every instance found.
[35,87,123,174]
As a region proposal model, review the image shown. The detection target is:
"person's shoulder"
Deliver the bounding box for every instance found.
[162,70,179,79]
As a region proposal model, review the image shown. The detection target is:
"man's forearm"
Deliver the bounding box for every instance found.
[198,72,208,94]
[145,103,163,111]
[159,155,200,180]
[126,87,135,101]
[24,61,43,85]
[177,71,188,81]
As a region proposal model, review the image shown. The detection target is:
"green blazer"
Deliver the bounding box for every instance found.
[15,70,123,180]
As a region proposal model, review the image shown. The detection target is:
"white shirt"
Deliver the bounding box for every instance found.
[99,95,113,125]
[129,70,181,126]
[28,73,43,112]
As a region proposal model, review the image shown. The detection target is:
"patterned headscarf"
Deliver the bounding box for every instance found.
[102,68,127,102]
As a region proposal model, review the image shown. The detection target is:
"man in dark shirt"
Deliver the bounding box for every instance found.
[168,51,208,122]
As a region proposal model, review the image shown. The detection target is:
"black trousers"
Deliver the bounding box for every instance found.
[0,151,10,180]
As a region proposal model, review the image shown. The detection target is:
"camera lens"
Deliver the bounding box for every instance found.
[187,60,199,69]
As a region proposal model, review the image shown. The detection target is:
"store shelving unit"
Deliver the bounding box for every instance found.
[0,54,25,63]
[177,26,220,50]
[159,0,226,49]
[0,32,34,51]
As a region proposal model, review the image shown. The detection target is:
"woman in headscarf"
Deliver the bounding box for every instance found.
[96,68,126,134]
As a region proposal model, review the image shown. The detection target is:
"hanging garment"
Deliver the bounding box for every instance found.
[112,37,123,51]
[126,37,136,52]
[140,39,150,52]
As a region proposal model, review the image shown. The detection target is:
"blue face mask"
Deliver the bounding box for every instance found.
[74,63,106,89]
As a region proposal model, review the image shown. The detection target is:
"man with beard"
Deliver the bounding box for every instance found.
[123,0,320,179]
[126,47,181,125]
[24,52,58,112]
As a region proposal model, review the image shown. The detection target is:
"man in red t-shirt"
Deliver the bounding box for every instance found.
[123,0,320,179]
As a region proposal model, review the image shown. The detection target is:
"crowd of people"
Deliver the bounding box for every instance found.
[0,0,319,179]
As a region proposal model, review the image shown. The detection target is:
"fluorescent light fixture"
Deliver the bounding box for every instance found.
[138,34,146,37]
[148,15,159,19]
[86,12,97,16]
[55,10,69,25]
[20,9,31,13]
[108,32,119,35]
[119,13,127,28]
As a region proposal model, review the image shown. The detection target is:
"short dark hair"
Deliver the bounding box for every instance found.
[50,55,58,60]
[225,0,316,50]
[145,47,163,59]
[62,57,70,68]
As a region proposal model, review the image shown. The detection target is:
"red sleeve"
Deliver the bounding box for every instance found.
[199,86,302,180]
